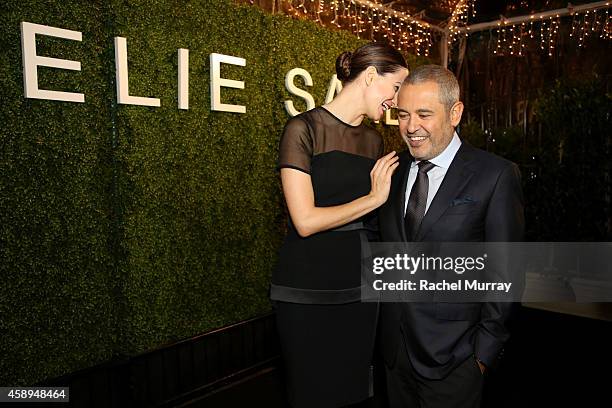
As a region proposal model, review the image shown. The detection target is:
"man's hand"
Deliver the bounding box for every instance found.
[476,359,486,374]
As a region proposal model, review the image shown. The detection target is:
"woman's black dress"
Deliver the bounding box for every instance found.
[271,107,383,408]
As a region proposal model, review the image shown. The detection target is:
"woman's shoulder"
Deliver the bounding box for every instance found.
[283,108,324,132]
[281,112,312,135]
[290,107,323,121]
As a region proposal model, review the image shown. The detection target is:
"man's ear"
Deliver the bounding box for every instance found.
[450,101,464,127]
[364,66,378,86]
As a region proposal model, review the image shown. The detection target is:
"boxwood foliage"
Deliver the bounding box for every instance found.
[1,0,427,385]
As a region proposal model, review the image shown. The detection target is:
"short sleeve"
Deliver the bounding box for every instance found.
[277,117,313,174]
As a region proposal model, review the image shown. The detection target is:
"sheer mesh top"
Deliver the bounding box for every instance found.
[274,107,383,291]
[278,107,383,174]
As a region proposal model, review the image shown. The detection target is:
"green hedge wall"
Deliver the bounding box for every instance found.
[0,0,427,385]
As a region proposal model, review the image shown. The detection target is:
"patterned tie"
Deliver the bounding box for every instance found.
[404,160,436,241]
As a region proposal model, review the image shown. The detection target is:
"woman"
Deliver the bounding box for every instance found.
[271,42,409,407]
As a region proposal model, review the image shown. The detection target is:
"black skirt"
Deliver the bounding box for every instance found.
[275,300,378,408]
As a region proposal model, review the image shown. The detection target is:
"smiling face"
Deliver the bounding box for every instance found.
[363,67,409,121]
[397,81,463,160]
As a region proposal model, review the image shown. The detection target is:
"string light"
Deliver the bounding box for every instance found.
[298,0,307,14]
[316,0,324,25]
[447,0,477,45]
[540,15,546,50]
[508,24,516,55]
[579,11,588,47]
[570,12,579,37]
[518,22,526,56]
[277,1,611,59]
[600,9,612,40]
[547,16,560,56]
[489,5,610,57]
[330,0,340,27]
[278,0,436,56]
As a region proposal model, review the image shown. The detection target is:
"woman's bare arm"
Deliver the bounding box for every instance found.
[281,151,399,237]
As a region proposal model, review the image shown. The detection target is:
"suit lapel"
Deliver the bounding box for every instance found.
[415,142,475,241]
[394,151,413,242]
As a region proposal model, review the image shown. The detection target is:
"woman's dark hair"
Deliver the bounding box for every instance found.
[335,42,408,83]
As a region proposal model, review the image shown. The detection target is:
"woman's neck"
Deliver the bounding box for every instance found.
[322,85,366,126]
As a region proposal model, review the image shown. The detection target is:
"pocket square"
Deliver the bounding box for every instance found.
[451,196,476,206]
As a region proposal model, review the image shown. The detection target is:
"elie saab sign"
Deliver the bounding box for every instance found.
[20,22,399,125]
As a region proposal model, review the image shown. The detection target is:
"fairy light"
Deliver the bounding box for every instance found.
[579,11,587,46]
[266,1,611,60]
[492,14,561,57]
[494,22,502,54]
[369,6,374,39]
[546,16,552,55]
[584,10,591,42]
[600,8,608,37]
[446,1,612,60]
[447,0,477,45]
[358,4,366,36]
[298,0,307,14]
[518,22,526,56]
[287,0,308,18]
[372,7,378,33]
[342,0,349,24]
[511,24,519,55]
[315,0,324,25]
[540,16,546,50]
[354,2,359,34]
[331,0,340,27]
[502,19,510,53]
[546,16,561,57]
[353,1,358,36]
[570,12,579,37]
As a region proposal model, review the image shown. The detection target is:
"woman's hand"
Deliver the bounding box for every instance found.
[369,151,399,207]
[280,151,399,237]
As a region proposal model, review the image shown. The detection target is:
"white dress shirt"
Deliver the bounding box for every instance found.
[404,132,462,216]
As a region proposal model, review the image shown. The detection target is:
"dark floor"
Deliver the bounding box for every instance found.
[184,307,611,408]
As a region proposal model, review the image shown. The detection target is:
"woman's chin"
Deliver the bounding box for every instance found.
[374,108,385,121]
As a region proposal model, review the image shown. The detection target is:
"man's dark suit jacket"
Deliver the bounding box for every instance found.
[378,140,525,380]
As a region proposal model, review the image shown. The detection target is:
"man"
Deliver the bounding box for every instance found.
[378,65,524,407]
